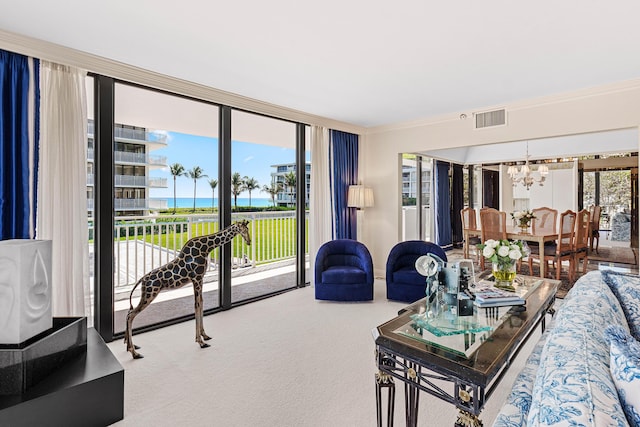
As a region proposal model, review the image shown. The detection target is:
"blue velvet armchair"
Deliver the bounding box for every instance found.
[314,239,374,301]
[385,240,447,303]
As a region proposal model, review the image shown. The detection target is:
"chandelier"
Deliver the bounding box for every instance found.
[507,142,549,189]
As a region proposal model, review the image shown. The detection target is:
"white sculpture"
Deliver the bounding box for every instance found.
[0,239,52,344]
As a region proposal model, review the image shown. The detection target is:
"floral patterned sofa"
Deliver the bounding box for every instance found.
[493,270,640,427]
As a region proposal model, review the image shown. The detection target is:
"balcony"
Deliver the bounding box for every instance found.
[113,152,168,167]
[114,199,148,210]
[98,211,306,289]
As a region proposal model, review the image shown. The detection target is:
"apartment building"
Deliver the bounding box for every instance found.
[270,162,311,208]
[87,121,168,217]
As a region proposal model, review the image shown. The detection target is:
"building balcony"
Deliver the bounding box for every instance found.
[88,121,168,147]
[115,199,148,210]
[113,152,167,167]
[148,177,168,188]
[86,198,167,211]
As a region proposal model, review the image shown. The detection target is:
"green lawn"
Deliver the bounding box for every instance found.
[132,217,308,264]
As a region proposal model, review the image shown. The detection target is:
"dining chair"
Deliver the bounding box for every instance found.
[528,210,576,281]
[479,208,507,270]
[460,207,481,260]
[573,208,591,276]
[531,207,558,235]
[589,205,602,253]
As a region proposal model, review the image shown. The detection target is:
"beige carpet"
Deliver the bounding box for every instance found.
[108,279,544,426]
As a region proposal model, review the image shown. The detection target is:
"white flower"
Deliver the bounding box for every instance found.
[508,249,522,260]
[483,246,496,258]
[485,239,498,248]
[513,211,524,219]
[497,246,510,257]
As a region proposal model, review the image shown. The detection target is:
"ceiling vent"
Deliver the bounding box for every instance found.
[475,109,506,129]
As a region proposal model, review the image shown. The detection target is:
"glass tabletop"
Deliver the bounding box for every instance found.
[392,275,544,358]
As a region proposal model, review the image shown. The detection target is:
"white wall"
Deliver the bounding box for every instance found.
[362,82,640,275]
[506,161,577,215]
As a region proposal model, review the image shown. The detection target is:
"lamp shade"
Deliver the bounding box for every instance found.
[347,185,374,208]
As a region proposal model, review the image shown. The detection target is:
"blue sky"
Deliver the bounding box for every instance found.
[149,131,298,199]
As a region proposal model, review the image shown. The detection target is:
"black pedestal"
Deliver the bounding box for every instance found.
[0,323,124,427]
[0,317,87,396]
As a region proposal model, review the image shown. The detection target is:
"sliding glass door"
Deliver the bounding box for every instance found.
[229,110,300,303]
[111,83,220,334]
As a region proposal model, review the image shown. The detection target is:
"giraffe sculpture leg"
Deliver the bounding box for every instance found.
[125,279,161,359]
[192,279,212,348]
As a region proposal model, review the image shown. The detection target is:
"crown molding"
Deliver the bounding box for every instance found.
[0,29,365,135]
[366,77,640,136]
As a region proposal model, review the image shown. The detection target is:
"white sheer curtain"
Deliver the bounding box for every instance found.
[309,125,332,285]
[37,61,90,318]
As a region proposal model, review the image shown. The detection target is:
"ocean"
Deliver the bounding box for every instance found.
[154,197,272,209]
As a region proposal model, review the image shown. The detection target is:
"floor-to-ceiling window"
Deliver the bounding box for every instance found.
[109,82,220,334]
[229,110,300,303]
[90,77,308,341]
[400,154,432,241]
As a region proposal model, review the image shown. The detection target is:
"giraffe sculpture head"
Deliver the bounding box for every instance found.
[236,220,251,246]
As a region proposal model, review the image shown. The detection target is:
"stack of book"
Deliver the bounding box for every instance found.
[472,286,525,308]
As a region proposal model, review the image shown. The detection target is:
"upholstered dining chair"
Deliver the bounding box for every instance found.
[385,240,447,303]
[460,207,481,260]
[531,207,558,235]
[573,208,591,276]
[528,210,577,282]
[589,205,602,253]
[314,239,374,301]
[479,208,507,270]
[526,207,559,271]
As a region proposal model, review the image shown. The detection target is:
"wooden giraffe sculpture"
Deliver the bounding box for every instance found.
[124,220,251,359]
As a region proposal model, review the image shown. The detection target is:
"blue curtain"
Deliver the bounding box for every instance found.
[0,50,38,240]
[451,163,464,245]
[330,130,358,239]
[435,160,452,248]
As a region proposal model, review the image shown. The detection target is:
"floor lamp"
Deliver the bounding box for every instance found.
[347,185,374,240]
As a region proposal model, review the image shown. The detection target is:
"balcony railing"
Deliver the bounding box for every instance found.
[93,211,307,289]
[115,175,147,187]
[148,177,168,188]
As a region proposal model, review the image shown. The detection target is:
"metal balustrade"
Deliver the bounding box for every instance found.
[92,211,307,289]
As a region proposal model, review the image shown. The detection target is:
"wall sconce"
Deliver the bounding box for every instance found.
[347,185,374,209]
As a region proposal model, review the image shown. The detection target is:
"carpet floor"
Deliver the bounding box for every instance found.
[108,278,544,427]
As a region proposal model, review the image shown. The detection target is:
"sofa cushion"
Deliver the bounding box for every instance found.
[526,271,630,427]
[602,270,640,341]
[606,325,640,427]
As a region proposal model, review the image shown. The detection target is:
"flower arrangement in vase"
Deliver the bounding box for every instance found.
[511,210,536,233]
[477,239,524,290]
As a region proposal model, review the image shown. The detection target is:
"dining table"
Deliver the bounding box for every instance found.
[463,226,558,279]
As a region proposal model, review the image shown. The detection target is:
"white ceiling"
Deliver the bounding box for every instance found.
[2,1,640,128]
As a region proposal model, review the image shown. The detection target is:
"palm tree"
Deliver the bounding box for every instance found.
[208,178,218,213]
[231,172,244,209]
[284,171,296,208]
[262,182,281,207]
[243,176,259,207]
[186,166,207,212]
[169,163,186,214]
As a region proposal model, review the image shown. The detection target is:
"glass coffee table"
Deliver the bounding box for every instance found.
[373,275,559,427]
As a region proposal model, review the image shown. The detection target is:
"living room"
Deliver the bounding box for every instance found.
[1,2,640,426]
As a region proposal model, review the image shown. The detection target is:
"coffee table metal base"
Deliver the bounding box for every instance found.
[375,348,484,427]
